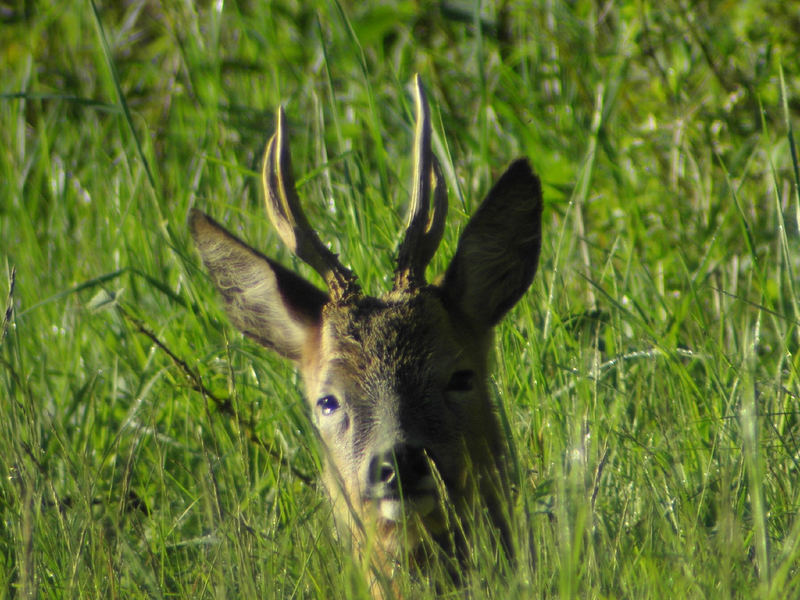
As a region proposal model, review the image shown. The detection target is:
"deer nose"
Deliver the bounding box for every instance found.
[366,444,430,498]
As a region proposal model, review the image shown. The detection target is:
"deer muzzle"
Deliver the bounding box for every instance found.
[364,444,439,523]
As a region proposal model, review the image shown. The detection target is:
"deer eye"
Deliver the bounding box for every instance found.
[445,370,475,392]
[316,395,340,415]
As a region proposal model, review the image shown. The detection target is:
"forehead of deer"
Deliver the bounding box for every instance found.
[320,289,453,369]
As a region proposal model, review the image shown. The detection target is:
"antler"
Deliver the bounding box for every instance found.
[262,107,360,303]
[393,75,448,291]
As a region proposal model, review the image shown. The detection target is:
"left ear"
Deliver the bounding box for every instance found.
[189,210,328,361]
[441,158,543,330]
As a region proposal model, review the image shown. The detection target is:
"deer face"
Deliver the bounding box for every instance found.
[306,290,501,551]
[190,76,542,566]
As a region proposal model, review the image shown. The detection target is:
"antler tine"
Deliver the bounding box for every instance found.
[394,75,447,290]
[262,107,359,302]
[415,154,448,270]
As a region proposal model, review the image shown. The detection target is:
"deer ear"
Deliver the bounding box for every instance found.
[442,159,543,330]
[189,210,328,360]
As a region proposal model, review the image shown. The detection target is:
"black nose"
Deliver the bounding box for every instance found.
[366,444,429,498]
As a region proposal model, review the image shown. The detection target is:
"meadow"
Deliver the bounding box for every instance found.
[2,1,799,598]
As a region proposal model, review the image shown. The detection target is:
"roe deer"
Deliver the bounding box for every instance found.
[190,76,542,589]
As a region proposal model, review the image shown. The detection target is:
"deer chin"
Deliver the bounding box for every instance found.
[366,494,443,564]
[370,493,449,552]
[378,494,437,523]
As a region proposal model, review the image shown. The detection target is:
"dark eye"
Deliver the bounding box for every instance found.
[316,395,340,415]
[446,370,475,392]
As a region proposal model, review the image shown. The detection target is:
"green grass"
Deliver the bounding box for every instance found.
[2,0,800,598]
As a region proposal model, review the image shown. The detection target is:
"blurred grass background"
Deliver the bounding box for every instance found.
[1,0,799,598]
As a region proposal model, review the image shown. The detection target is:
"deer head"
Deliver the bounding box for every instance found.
[190,76,542,575]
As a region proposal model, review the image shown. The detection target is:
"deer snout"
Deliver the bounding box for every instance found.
[366,444,434,502]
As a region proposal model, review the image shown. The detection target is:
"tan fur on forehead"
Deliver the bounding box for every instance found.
[320,290,455,371]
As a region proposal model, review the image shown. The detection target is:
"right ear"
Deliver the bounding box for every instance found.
[189,210,328,361]
[441,159,542,330]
